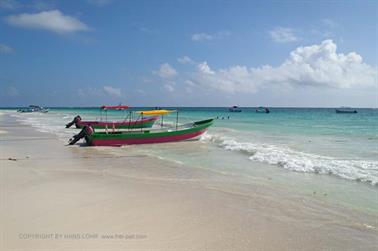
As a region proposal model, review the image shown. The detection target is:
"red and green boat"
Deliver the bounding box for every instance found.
[66,105,158,129]
[69,110,214,146]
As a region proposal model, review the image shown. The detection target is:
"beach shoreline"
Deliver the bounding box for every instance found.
[1,113,377,250]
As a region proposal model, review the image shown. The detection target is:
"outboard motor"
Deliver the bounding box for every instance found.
[68,125,93,145]
[66,115,82,128]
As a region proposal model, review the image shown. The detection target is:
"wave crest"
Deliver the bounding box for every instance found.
[201,133,378,185]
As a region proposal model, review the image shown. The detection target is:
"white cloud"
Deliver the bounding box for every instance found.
[154,64,178,92]
[164,81,175,92]
[269,27,298,43]
[189,40,377,93]
[191,31,231,42]
[6,10,89,34]
[197,61,215,75]
[164,85,174,92]
[192,63,255,93]
[0,43,14,54]
[156,63,177,78]
[103,86,121,97]
[177,56,195,64]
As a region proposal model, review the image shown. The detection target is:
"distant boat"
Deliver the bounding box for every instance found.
[229,106,242,112]
[335,107,357,114]
[256,107,270,113]
[17,105,48,113]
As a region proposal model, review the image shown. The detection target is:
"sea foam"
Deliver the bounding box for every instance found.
[201,133,378,185]
[12,112,74,142]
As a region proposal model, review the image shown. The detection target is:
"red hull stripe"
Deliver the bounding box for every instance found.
[90,129,207,146]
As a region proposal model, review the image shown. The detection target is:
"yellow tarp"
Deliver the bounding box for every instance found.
[137,109,176,115]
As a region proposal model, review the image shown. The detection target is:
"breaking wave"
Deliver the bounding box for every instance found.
[201,133,378,186]
[12,112,73,141]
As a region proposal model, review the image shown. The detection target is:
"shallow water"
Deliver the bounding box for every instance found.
[4,107,378,213]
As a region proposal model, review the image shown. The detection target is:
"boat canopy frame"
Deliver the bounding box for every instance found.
[136,109,179,131]
[99,105,139,125]
[97,108,180,134]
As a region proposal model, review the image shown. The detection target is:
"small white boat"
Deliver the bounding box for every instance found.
[256,106,270,113]
[335,107,357,114]
[229,106,242,112]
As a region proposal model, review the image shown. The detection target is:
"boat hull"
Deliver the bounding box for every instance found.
[335,109,357,114]
[89,129,207,146]
[229,106,242,112]
[85,119,213,146]
[76,116,158,129]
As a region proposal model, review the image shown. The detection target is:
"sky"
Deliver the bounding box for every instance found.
[0,0,377,107]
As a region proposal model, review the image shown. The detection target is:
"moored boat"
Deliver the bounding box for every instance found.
[229,106,242,112]
[65,105,158,129]
[335,107,357,114]
[67,115,158,129]
[86,119,213,146]
[68,110,214,146]
[256,106,270,113]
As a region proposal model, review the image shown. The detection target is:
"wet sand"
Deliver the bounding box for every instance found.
[1,113,377,250]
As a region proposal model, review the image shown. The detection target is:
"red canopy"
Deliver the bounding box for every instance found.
[100,105,129,110]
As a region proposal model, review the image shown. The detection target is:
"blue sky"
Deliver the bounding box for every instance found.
[0,0,377,107]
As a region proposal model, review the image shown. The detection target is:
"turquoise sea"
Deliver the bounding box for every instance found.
[4,107,378,212]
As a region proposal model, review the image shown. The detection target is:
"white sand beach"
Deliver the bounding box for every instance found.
[1,113,377,251]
